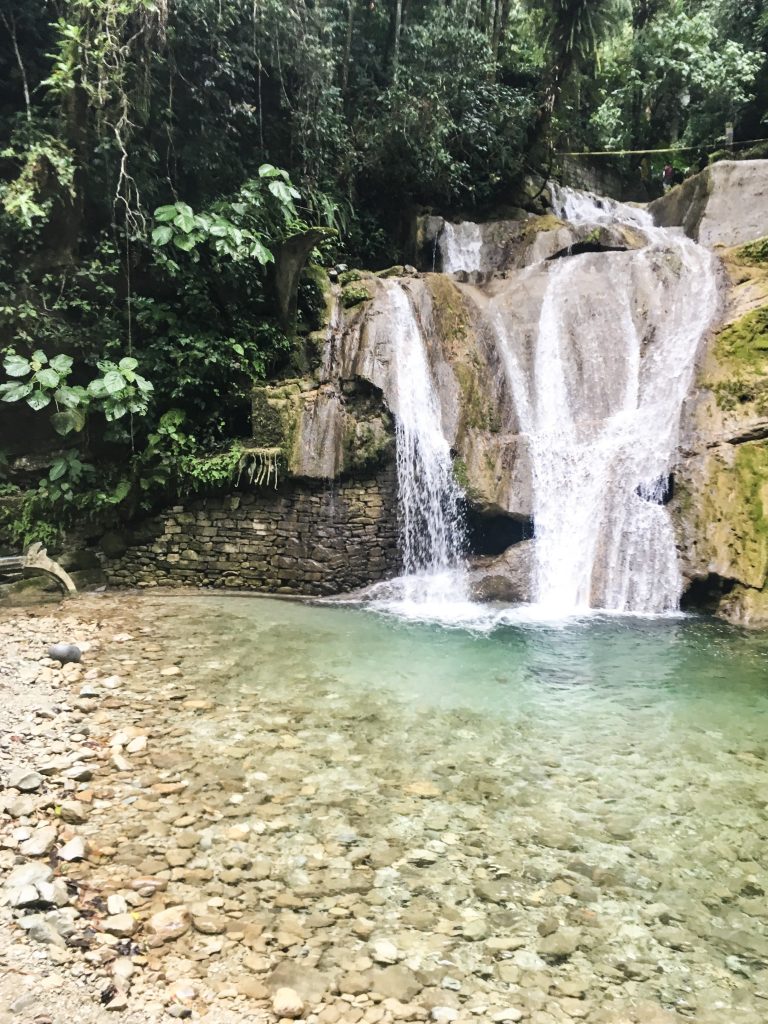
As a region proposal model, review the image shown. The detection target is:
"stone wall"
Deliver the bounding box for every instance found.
[106,469,400,595]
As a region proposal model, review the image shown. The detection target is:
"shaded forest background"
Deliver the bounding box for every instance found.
[0,0,766,544]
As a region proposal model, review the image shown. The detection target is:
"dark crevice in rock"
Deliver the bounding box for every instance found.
[725,420,768,445]
[637,474,674,505]
[681,573,737,613]
[463,506,534,557]
[547,242,628,261]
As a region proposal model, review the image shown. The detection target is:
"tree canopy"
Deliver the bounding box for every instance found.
[0,0,765,542]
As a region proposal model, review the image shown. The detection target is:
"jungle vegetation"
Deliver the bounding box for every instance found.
[0,0,765,543]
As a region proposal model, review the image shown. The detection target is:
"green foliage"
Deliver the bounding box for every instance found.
[0,0,766,543]
[710,376,768,413]
[152,165,303,266]
[738,237,768,266]
[341,285,372,309]
[0,349,152,433]
[717,306,768,368]
[0,128,76,229]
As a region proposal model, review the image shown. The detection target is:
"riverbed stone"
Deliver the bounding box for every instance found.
[8,768,44,792]
[147,906,191,943]
[272,986,304,1018]
[371,965,422,1001]
[19,824,57,857]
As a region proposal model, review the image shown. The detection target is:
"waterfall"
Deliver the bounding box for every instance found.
[440,221,483,274]
[497,186,719,614]
[379,282,467,602]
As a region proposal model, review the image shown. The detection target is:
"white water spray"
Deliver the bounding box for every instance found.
[440,221,483,274]
[376,282,467,606]
[497,186,719,614]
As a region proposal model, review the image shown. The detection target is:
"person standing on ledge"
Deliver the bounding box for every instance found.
[662,162,675,192]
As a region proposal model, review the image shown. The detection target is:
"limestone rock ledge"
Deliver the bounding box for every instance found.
[669,180,768,624]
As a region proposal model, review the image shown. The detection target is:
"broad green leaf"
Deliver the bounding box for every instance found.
[251,238,274,265]
[173,234,196,251]
[87,379,107,397]
[36,367,61,388]
[4,354,31,377]
[174,210,196,233]
[49,459,68,481]
[258,163,281,178]
[154,205,178,222]
[232,342,245,356]
[55,384,83,408]
[27,390,51,410]
[49,354,73,374]
[152,224,173,245]
[50,408,86,435]
[135,374,154,393]
[31,349,47,366]
[102,370,125,395]
[0,380,33,402]
[111,479,131,503]
[118,356,139,372]
[268,180,295,205]
[106,401,128,421]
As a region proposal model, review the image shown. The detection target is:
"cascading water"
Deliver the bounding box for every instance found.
[493,186,719,614]
[374,282,467,607]
[440,221,483,274]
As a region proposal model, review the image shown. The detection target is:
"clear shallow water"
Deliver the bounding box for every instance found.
[147,595,768,1021]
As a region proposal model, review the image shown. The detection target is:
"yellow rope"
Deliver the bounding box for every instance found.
[558,137,768,157]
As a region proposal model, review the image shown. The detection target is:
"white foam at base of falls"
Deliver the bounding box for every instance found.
[440,221,483,274]
[497,185,720,615]
[373,281,468,609]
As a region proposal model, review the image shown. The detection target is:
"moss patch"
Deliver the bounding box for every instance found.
[691,441,768,590]
[736,236,768,267]
[717,306,768,367]
[338,269,363,286]
[341,283,372,308]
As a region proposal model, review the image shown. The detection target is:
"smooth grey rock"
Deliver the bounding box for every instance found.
[538,927,581,959]
[8,768,44,792]
[649,160,768,247]
[19,824,57,857]
[19,914,66,947]
[469,541,534,603]
[48,643,82,664]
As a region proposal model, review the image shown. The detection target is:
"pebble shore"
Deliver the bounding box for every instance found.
[1,592,765,1024]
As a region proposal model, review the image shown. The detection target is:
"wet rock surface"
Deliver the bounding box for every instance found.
[1,591,767,1023]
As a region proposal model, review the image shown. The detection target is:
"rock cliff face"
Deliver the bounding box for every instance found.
[110,161,768,616]
[663,169,768,625]
[649,160,768,247]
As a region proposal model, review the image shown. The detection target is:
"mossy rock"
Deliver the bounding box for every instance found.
[341,283,373,309]
[376,265,405,279]
[716,306,768,369]
[736,237,768,267]
[343,415,395,474]
[689,440,768,591]
[338,269,363,286]
[251,384,301,451]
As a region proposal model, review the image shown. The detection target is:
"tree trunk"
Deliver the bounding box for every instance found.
[392,0,403,82]
[341,0,355,93]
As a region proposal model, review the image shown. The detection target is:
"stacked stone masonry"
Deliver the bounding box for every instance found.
[107,470,400,595]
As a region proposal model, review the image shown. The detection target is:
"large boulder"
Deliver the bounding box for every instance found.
[468,541,534,603]
[649,161,768,247]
